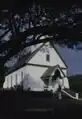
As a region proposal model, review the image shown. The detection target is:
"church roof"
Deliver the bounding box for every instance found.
[41,65,58,79]
[5,43,45,75]
[41,65,66,80]
[5,41,67,76]
[50,42,68,68]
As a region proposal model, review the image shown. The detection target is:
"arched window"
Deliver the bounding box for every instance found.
[21,72,24,88]
[11,76,12,87]
[15,74,17,85]
[21,72,23,81]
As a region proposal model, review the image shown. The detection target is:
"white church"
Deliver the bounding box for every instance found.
[3,41,69,91]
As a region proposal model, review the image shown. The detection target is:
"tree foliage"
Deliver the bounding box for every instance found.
[0,3,82,62]
[69,75,82,93]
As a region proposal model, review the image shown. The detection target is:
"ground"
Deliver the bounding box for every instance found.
[0,90,82,118]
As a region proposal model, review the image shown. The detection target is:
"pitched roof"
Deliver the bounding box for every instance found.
[5,41,67,76]
[41,65,66,80]
[41,65,58,79]
[5,43,45,75]
[50,42,68,68]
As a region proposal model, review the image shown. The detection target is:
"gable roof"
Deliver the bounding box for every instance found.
[41,65,66,80]
[41,65,58,79]
[5,41,67,76]
[5,43,45,75]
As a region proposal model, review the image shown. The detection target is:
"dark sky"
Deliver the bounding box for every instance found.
[56,45,82,76]
[0,0,81,11]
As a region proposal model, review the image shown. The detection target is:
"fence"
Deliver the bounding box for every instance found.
[62,89,82,101]
[62,90,78,100]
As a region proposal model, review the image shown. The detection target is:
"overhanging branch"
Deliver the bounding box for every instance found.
[4,36,54,63]
[0,29,10,41]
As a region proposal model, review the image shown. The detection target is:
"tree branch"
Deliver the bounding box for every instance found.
[0,29,10,41]
[4,37,54,63]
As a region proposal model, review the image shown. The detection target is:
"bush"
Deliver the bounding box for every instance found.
[69,76,82,93]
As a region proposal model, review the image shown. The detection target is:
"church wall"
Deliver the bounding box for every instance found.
[3,67,26,88]
[28,42,67,69]
[24,65,47,82]
[3,65,47,89]
[4,64,69,89]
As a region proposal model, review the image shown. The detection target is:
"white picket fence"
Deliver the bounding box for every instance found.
[62,90,78,100]
[62,90,82,101]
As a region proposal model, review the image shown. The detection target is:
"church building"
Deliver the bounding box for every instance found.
[3,41,69,91]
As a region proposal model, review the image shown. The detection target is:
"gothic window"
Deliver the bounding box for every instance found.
[21,72,24,87]
[21,72,24,81]
[46,54,50,62]
[15,74,17,85]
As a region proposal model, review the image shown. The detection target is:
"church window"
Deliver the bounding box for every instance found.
[21,71,24,80]
[11,76,12,87]
[21,72,24,87]
[46,54,50,62]
[7,78,8,88]
[15,74,17,85]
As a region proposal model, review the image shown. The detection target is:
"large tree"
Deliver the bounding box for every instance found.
[0,1,82,88]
